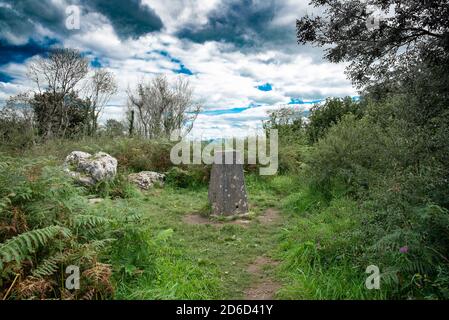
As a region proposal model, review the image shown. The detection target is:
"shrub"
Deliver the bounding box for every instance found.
[165,166,209,189]
[304,99,449,298]
[305,114,404,197]
[89,172,142,199]
[306,97,363,143]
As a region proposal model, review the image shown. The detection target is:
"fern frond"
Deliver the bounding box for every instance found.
[69,239,115,264]
[15,276,54,299]
[81,288,95,300]
[0,226,71,270]
[120,214,142,223]
[72,215,111,229]
[82,262,113,295]
[0,196,11,212]
[87,239,116,251]
[32,250,73,278]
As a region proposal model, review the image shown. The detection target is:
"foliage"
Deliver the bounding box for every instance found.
[0,156,146,299]
[27,48,90,139]
[165,166,209,189]
[304,105,449,298]
[103,119,126,138]
[294,0,449,299]
[89,171,142,200]
[296,0,449,89]
[31,91,91,138]
[306,97,363,143]
[262,108,309,174]
[0,93,36,150]
[263,107,306,142]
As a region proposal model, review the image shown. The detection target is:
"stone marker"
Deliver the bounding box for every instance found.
[208,150,249,216]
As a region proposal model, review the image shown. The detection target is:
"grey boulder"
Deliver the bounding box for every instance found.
[128,171,165,190]
[64,151,117,186]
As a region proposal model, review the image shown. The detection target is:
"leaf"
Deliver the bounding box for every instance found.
[156,228,174,242]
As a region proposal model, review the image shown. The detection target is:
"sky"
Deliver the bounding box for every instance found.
[0,0,357,139]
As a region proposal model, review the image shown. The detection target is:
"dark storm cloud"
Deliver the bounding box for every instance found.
[175,0,325,62]
[177,0,291,48]
[82,0,163,39]
[0,0,67,44]
[0,0,163,45]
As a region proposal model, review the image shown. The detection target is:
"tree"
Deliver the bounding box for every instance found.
[31,91,90,138]
[85,69,117,136]
[296,0,449,164]
[127,75,201,139]
[263,107,305,143]
[103,119,125,137]
[0,93,35,149]
[25,48,118,138]
[306,97,363,143]
[296,0,449,89]
[127,109,135,136]
[27,48,89,138]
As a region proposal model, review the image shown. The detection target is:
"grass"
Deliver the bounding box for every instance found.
[109,182,286,299]
[275,187,388,299]
[100,173,386,300]
[1,139,392,299]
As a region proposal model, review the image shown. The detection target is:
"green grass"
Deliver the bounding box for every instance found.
[99,174,387,300]
[1,141,392,299]
[276,187,388,299]
[109,182,285,299]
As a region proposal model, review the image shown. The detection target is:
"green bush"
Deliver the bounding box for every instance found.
[165,166,209,189]
[306,97,363,143]
[107,138,173,173]
[304,98,449,298]
[89,172,142,199]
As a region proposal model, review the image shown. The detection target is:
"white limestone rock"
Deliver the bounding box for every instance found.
[64,151,117,186]
[128,171,165,190]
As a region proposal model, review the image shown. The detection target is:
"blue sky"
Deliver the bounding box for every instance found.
[0,0,357,138]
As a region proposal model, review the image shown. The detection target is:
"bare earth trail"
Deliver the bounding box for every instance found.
[244,209,283,299]
[244,256,281,300]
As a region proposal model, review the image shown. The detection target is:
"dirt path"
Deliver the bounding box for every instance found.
[257,208,282,225]
[182,213,252,228]
[244,208,283,299]
[182,207,282,228]
[244,256,281,300]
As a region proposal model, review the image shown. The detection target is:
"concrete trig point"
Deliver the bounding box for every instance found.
[208,150,249,216]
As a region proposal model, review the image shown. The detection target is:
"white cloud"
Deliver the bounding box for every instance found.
[0,0,357,139]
